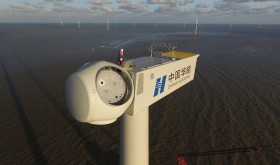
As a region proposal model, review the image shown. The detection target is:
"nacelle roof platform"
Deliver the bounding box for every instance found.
[122,51,198,69]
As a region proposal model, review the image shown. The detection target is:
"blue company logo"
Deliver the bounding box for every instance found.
[153,75,167,97]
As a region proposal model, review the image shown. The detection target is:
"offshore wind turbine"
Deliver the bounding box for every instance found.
[77,20,80,29]
[183,8,186,29]
[153,14,158,28]
[230,22,232,31]
[107,18,111,31]
[65,47,200,165]
[194,17,198,36]
[60,21,63,28]
[132,12,136,28]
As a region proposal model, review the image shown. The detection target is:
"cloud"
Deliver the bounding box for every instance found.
[147,0,179,14]
[117,0,131,3]
[93,5,112,13]
[253,0,279,1]
[154,5,182,14]
[194,3,209,14]
[215,2,245,13]
[88,0,113,13]
[146,0,196,14]
[147,0,177,7]
[222,0,279,2]
[1,0,280,23]
[52,2,92,14]
[222,0,250,2]
[147,0,176,4]
[45,0,73,2]
[274,8,280,13]
[4,3,45,13]
[215,0,279,15]
[245,7,271,14]
[178,0,195,6]
[119,3,146,13]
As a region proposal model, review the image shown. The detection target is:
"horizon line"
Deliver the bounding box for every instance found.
[0,22,280,25]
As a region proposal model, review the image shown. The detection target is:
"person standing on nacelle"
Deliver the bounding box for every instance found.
[116,49,124,66]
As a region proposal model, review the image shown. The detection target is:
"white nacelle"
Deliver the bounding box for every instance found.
[65,52,199,125]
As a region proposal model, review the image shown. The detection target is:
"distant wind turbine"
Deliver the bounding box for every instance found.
[153,14,158,28]
[107,18,111,31]
[77,21,80,29]
[156,20,158,28]
[60,21,63,28]
[194,17,198,36]
[230,22,232,31]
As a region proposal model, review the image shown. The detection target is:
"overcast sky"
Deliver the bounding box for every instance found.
[0,0,279,24]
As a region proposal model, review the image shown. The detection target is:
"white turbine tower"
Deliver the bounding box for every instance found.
[60,21,63,28]
[230,22,232,31]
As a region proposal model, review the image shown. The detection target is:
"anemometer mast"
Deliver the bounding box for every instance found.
[66,51,199,165]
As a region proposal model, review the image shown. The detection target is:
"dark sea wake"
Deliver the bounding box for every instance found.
[0,23,280,164]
